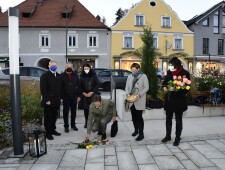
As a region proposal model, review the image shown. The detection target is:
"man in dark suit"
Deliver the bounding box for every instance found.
[61,62,80,133]
[40,60,61,140]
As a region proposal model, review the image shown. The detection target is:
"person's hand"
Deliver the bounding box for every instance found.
[112,116,117,122]
[46,101,51,105]
[83,134,90,143]
[83,92,88,97]
[163,87,167,91]
[77,97,81,102]
[61,99,63,104]
[87,92,94,97]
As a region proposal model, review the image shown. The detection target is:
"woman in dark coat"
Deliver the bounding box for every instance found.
[79,63,99,128]
[161,57,190,146]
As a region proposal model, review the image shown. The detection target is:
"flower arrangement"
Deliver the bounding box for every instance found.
[167,75,191,91]
[70,138,110,150]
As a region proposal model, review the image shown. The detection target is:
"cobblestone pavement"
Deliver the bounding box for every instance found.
[1,115,225,170]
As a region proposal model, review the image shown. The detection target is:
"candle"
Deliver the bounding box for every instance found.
[34,139,41,154]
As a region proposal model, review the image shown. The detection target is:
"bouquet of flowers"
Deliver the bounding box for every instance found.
[167,75,191,91]
[70,137,110,150]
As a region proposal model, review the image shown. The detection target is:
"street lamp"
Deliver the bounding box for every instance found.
[65,6,68,62]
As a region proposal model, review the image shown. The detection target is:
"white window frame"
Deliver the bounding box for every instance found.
[174,38,183,50]
[68,34,78,48]
[39,34,50,48]
[153,37,158,49]
[161,16,171,28]
[87,34,99,48]
[123,35,134,49]
[135,15,145,26]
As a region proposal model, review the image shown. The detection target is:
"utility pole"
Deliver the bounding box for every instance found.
[65,6,68,62]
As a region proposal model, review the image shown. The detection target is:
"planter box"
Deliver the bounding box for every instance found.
[116,89,225,121]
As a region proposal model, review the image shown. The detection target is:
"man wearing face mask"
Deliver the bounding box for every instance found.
[161,57,190,146]
[61,62,81,133]
[40,60,62,140]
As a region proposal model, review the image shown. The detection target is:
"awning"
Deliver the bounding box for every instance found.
[195,56,225,62]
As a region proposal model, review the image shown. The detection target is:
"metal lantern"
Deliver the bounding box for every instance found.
[28,129,47,158]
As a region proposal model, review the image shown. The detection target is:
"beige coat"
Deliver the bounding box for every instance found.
[125,73,149,110]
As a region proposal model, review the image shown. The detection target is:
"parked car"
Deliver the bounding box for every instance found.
[98,69,131,91]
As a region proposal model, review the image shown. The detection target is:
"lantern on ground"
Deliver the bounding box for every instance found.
[28,129,47,157]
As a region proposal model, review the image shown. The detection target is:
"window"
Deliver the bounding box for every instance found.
[203,38,209,54]
[68,34,78,47]
[174,38,183,50]
[39,34,50,48]
[213,11,219,33]
[162,16,171,28]
[202,18,209,26]
[135,15,144,26]
[153,37,158,49]
[218,39,224,55]
[87,34,98,48]
[223,12,225,33]
[123,36,133,48]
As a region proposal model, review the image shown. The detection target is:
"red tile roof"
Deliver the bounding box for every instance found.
[0,0,109,29]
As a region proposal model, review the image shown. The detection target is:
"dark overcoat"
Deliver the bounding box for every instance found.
[162,68,190,112]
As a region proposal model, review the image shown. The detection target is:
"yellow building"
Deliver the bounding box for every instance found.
[111,0,194,74]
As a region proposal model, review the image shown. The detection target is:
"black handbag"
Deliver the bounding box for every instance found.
[110,120,118,137]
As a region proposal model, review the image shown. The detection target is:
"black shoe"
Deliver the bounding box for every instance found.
[46,135,54,140]
[161,136,171,143]
[136,135,144,141]
[72,126,78,131]
[84,124,87,128]
[173,138,181,146]
[97,131,102,135]
[101,134,106,140]
[64,128,69,133]
[132,131,138,137]
[52,131,61,136]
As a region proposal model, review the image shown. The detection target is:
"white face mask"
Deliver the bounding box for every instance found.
[168,66,176,71]
[84,70,90,74]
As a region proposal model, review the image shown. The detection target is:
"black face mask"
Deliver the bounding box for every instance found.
[66,68,73,73]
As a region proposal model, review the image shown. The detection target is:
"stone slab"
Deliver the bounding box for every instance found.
[105,166,119,170]
[60,149,87,167]
[200,167,221,170]
[180,160,200,170]
[138,164,159,170]
[30,164,58,170]
[85,163,104,170]
[154,156,184,169]
[193,144,225,159]
[131,146,154,164]
[35,150,65,164]
[210,159,225,170]
[105,147,116,156]
[58,167,84,170]
[206,140,225,152]
[170,148,182,153]
[117,152,139,170]
[17,164,33,170]
[116,146,131,152]
[179,143,195,150]
[183,149,214,168]
[105,155,117,166]
[86,148,104,163]
[174,152,189,160]
[147,144,173,156]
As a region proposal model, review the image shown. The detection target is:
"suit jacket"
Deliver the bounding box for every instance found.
[40,70,61,107]
[125,73,149,110]
[162,68,190,112]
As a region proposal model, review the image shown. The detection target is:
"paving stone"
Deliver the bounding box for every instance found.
[200,167,221,170]
[85,163,104,170]
[0,168,17,170]
[192,144,225,159]
[190,141,207,145]
[58,167,84,170]
[105,155,117,166]
[206,140,225,152]
[105,147,116,156]
[131,146,154,164]
[179,143,195,150]
[180,160,200,170]
[154,156,184,169]
[21,159,36,164]
[60,149,87,167]
[147,144,173,156]
[4,158,20,164]
[30,164,58,170]
[116,146,131,152]
[210,159,225,170]
[174,152,189,160]
[170,148,182,153]
[0,164,20,168]
[138,164,159,170]
[35,150,65,164]
[183,150,214,168]
[17,164,33,170]
[86,148,104,163]
[105,166,119,170]
[165,143,177,149]
[117,152,139,170]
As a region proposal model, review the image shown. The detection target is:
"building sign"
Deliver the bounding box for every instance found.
[0,57,9,63]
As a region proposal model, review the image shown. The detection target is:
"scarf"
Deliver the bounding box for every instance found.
[172,66,183,76]
[131,70,142,94]
[67,72,72,80]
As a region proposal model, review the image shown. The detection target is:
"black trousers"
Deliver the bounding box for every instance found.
[130,105,144,136]
[44,106,59,135]
[165,111,183,139]
[84,109,89,124]
[63,98,77,128]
